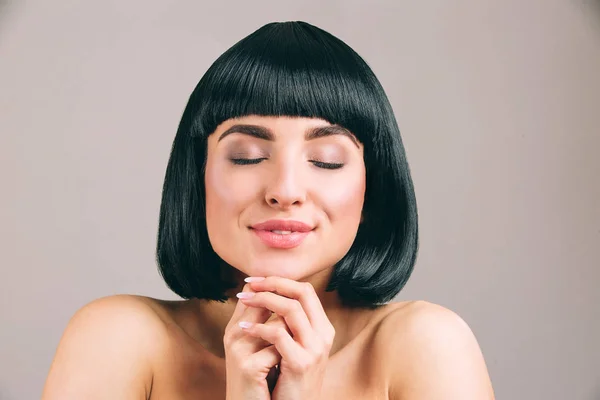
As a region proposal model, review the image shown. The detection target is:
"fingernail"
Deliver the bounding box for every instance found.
[236,292,255,299]
[244,277,265,283]
[239,321,253,329]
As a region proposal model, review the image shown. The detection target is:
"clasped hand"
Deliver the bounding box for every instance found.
[234,276,335,400]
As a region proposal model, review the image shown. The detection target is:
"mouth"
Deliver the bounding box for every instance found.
[249,219,315,249]
[250,219,314,232]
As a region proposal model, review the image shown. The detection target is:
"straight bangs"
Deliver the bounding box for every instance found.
[185,21,383,146]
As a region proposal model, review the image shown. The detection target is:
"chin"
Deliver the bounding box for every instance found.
[239,259,311,280]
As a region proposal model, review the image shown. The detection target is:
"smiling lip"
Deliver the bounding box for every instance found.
[250,219,314,249]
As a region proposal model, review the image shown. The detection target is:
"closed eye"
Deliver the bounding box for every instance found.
[311,161,344,170]
[229,158,344,169]
[230,158,267,165]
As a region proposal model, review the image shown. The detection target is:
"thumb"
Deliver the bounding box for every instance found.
[252,344,281,374]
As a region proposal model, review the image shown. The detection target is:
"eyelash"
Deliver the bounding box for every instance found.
[229,158,344,170]
[230,158,266,165]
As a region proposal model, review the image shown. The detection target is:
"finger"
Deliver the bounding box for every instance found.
[242,322,303,368]
[226,284,272,347]
[253,344,281,370]
[239,291,313,347]
[241,313,291,336]
[231,284,273,324]
[247,277,334,341]
[263,313,291,334]
[235,313,291,352]
[237,344,281,383]
[229,283,256,321]
[248,277,330,334]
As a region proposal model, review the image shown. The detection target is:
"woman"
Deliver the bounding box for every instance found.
[43,21,495,399]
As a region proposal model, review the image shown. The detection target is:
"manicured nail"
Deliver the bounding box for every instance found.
[236,292,255,299]
[239,321,253,329]
[244,277,265,283]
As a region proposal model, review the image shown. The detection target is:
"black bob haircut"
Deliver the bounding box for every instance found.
[156,21,419,308]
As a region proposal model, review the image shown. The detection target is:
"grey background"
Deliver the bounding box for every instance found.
[1,1,599,399]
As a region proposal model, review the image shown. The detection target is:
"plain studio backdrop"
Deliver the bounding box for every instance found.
[1,1,599,399]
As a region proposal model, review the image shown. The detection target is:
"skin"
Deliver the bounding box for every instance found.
[204,115,366,298]
[42,115,495,399]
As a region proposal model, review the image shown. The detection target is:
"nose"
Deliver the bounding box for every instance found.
[264,162,306,209]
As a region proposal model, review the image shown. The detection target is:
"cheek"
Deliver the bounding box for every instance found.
[318,173,366,226]
[204,161,262,229]
[205,163,236,211]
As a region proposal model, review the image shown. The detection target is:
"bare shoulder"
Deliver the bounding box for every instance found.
[42,294,172,400]
[377,300,495,400]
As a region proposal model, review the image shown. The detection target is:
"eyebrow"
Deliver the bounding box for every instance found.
[217,123,360,148]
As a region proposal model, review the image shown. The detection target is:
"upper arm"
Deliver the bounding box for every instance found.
[42,295,164,400]
[383,301,495,400]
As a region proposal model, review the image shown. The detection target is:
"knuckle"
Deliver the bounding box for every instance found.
[312,338,327,355]
[301,282,315,296]
[275,322,288,338]
[290,299,302,313]
[238,358,256,375]
[324,335,334,348]
[275,327,288,340]
[326,327,336,345]
[223,334,240,351]
[294,357,312,372]
[222,330,235,346]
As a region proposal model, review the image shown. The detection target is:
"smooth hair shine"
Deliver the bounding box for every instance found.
[156,21,419,308]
